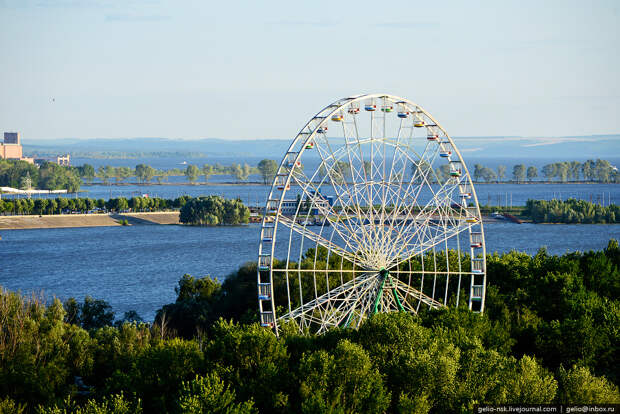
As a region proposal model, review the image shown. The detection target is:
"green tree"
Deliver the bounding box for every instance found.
[203,164,215,182]
[473,164,483,182]
[512,164,526,183]
[497,165,506,182]
[299,339,391,414]
[78,164,96,184]
[595,159,613,182]
[135,164,155,184]
[556,366,620,403]
[542,164,556,181]
[39,162,81,192]
[481,167,497,183]
[185,165,201,184]
[80,296,115,330]
[555,162,570,182]
[527,166,538,182]
[176,373,256,414]
[436,164,451,183]
[179,196,249,226]
[505,356,557,403]
[38,393,142,414]
[0,159,39,188]
[231,163,250,182]
[257,159,278,185]
[582,160,596,181]
[569,161,581,181]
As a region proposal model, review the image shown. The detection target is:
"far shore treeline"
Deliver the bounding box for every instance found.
[0,196,617,224]
[0,241,618,412]
[1,158,619,195]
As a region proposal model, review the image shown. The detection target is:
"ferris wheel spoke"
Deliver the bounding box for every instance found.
[387,222,470,270]
[277,216,359,264]
[312,136,374,236]
[387,165,464,260]
[371,147,442,261]
[281,272,377,320]
[289,168,368,253]
[392,278,443,309]
[319,277,380,329]
[374,117,407,257]
[340,116,378,248]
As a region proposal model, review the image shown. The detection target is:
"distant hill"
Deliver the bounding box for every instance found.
[23,138,291,159]
[23,135,620,161]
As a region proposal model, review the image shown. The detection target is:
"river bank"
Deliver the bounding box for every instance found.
[0,212,180,230]
[0,212,508,230]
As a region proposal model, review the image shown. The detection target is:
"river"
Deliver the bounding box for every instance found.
[0,222,618,321]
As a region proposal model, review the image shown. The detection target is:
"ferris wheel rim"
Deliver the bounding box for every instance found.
[257,93,487,335]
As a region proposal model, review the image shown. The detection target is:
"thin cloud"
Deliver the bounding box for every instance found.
[458,147,484,153]
[521,137,596,147]
[269,20,338,28]
[105,14,170,22]
[374,22,439,29]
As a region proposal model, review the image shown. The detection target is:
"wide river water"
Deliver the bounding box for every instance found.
[0,222,618,321]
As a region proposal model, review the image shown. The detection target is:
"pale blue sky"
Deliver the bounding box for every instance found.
[0,0,618,140]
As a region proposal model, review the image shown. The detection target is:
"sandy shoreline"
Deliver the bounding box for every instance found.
[0,212,180,230]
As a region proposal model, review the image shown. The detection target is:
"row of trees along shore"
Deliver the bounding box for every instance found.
[2,158,618,195]
[473,159,619,183]
[524,198,619,223]
[0,195,250,226]
[0,241,618,412]
[1,195,616,225]
[0,160,278,193]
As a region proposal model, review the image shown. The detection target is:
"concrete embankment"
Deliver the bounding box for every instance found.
[0,212,180,230]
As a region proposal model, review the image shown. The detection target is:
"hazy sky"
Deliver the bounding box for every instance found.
[1,0,618,140]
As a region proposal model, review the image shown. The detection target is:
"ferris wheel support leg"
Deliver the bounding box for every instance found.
[372,268,390,315]
[392,286,405,312]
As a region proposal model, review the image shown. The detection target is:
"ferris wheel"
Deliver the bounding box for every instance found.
[257,93,486,335]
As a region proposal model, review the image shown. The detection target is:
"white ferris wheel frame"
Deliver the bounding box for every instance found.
[257,93,487,335]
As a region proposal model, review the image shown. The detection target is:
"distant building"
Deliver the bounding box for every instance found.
[34,154,71,166]
[0,131,28,162]
[56,154,70,166]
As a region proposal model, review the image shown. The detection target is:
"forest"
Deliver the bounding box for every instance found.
[0,241,618,412]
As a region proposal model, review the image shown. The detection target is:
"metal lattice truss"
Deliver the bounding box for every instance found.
[257,94,487,335]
